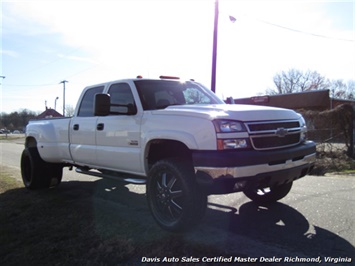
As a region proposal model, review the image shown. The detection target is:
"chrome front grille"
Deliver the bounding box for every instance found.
[245,120,302,150]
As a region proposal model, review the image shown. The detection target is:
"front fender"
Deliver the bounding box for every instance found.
[143,130,199,151]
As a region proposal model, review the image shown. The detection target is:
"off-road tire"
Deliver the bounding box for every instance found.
[21,148,63,189]
[146,158,207,232]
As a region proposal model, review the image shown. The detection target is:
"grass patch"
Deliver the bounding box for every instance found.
[0,135,25,141]
[0,172,22,192]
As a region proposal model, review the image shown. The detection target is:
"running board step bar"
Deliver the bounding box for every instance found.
[75,168,146,184]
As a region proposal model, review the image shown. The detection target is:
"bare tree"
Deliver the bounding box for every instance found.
[65,105,75,117]
[300,70,327,91]
[328,79,355,100]
[347,80,355,100]
[0,109,37,131]
[267,69,328,95]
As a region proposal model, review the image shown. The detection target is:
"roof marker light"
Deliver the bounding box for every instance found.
[159,75,180,80]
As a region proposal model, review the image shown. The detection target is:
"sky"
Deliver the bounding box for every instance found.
[1,0,354,114]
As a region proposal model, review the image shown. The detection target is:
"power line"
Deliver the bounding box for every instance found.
[5,46,86,79]
[3,63,99,87]
[3,63,100,87]
[223,8,355,43]
[3,83,58,87]
[256,18,354,43]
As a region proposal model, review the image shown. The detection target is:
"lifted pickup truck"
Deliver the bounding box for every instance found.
[21,76,315,231]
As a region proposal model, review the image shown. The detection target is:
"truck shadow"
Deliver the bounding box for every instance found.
[201,201,354,258]
[1,178,354,263]
[93,179,355,259]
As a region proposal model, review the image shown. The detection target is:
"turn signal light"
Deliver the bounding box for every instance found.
[217,139,249,150]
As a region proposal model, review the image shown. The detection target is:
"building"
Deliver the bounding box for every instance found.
[233,90,355,111]
[36,107,63,119]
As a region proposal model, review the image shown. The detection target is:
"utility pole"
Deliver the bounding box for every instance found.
[0,76,6,138]
[211,0,219,93]
[59,80,68,116]
[210,1,236,94]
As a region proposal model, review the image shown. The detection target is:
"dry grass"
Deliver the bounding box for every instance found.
[311,143,355,175]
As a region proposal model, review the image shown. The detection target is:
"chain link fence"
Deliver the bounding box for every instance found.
[299,104,355,175]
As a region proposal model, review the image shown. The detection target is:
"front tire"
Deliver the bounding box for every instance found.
[146,159,207,232]
[21,148,63,189]
[243,181,293,205]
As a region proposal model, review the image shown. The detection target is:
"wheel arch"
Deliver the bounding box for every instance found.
[144,139,192,172]
[25,136,38,149]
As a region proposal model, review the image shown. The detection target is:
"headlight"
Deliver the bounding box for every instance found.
[213,120,246,133]
[299,116,308,141]
[299,116,306,127]
[213,120,249,150]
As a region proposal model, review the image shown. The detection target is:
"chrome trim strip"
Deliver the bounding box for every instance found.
[245,119,300,133]
[245,119,303,150]
[194,153,316,180]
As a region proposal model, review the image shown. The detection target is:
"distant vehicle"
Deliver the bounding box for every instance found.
[13,130,21,134]
[21,76,316,231]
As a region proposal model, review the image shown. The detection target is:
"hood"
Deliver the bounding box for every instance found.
[151,104,301,121]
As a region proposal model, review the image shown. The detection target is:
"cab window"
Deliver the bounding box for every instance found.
[78,86,104,117]
[108,83,137,115]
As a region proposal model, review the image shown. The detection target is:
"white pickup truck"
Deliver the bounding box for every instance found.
[21,76,316,231]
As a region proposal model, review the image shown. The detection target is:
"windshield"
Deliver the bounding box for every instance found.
[134,80,225,110]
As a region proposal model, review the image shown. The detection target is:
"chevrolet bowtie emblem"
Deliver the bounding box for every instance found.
[275,128,288,137]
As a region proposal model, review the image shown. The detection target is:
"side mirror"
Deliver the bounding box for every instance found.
[94,94,111,116]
